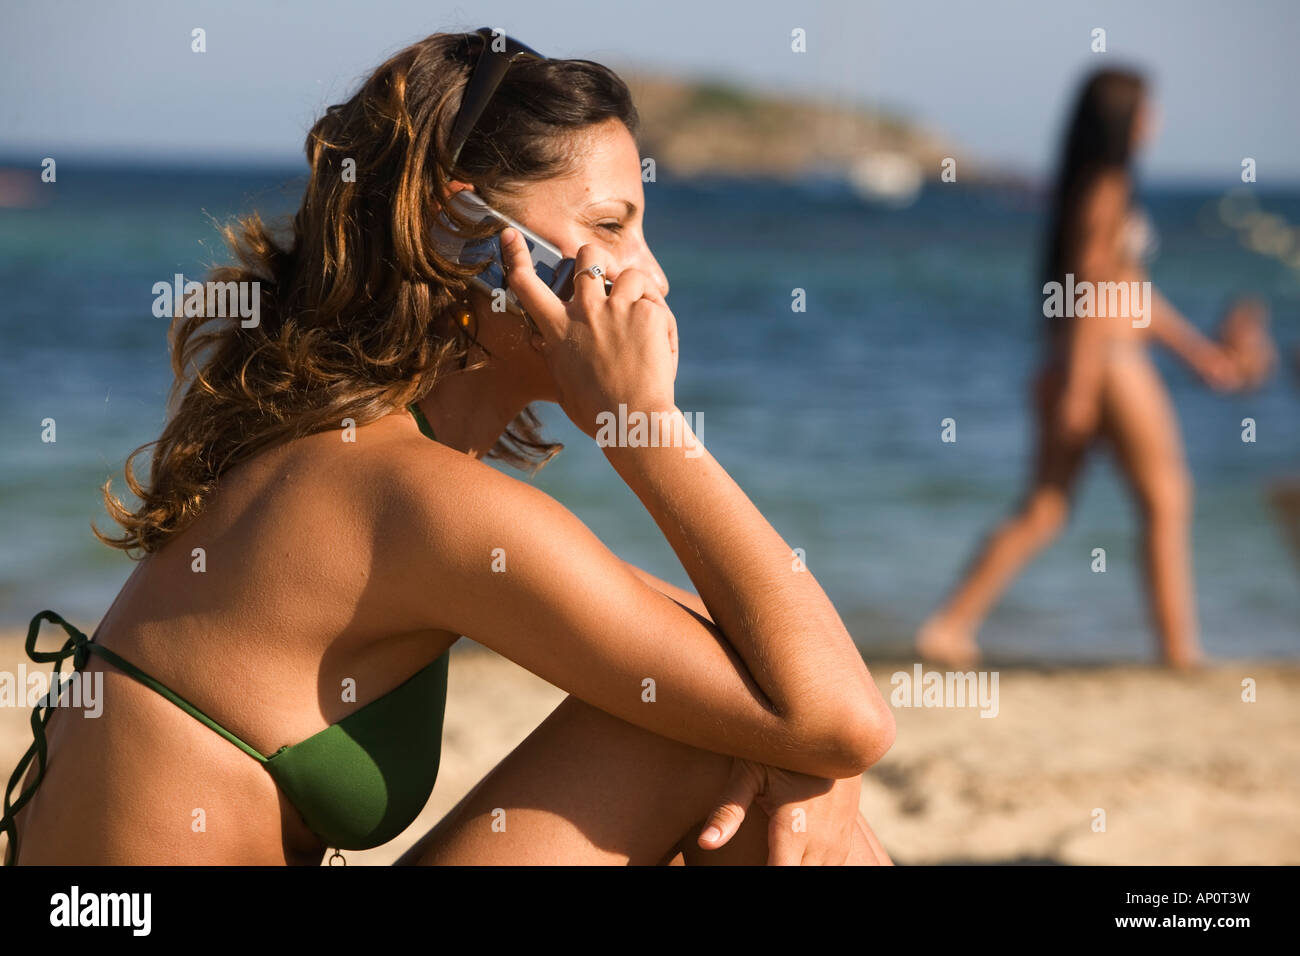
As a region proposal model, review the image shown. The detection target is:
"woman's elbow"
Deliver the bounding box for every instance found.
[815,698,896,778]
[850,698,897,771]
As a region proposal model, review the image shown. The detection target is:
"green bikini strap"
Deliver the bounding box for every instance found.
[408,403,437,442]
[86,635,270,766]
[1,611,268,866]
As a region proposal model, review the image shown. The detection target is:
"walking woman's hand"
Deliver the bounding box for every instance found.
[697,758,863,865]
[500,227,679,438]
[1191,344,1244,392]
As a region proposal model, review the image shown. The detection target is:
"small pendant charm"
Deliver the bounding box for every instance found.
[328,849,346,866]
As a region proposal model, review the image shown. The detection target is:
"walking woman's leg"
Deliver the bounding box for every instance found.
[1101,354,1202,668]
[918,368,1089,667]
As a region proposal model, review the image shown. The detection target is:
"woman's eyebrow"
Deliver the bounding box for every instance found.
[584,199,638,217]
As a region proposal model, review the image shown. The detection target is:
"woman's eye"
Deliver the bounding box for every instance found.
[596,221,623,234]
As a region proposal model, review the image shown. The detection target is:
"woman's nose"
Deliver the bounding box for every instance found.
[652,265,669,298]
[632,247,669,298]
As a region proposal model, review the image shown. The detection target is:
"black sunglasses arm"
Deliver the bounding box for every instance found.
[446,28,546,169]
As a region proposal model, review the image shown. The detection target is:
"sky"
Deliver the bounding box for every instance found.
[2,0,1297,183]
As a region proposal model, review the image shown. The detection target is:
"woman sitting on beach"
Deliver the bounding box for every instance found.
[916,68,1272,671]
[2,29,894,865]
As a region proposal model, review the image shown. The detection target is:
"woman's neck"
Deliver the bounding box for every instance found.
[414,358,533,459]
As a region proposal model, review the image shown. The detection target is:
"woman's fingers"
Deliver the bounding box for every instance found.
[607,266,650,306]
[697,759,762,850]
[766,809,809,865]
[571,243,613,314]
[858,815,894,865]
[500,227,566,342]
[503,228,679,436]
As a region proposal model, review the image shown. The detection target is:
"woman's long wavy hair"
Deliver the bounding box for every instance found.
[97,31,639,555]
[1042,67,1146,290]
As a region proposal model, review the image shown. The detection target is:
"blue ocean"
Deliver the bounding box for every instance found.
[1,165,1297,661]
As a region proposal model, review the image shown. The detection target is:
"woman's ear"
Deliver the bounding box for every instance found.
[434,179,476,216]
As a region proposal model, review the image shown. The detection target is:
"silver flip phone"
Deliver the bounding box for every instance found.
[433,190,611,327]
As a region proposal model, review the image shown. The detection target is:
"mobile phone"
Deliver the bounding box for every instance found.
[433,190,611,327]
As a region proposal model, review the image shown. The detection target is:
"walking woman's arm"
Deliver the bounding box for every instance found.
[1146,287,1242,389]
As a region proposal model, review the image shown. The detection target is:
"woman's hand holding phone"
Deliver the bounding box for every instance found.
[500,227,679,439]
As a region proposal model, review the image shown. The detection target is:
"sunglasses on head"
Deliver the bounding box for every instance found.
[446,27,546,172]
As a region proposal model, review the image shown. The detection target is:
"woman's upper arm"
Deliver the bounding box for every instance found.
[383,454,874,778]
[1077,172,1131,280]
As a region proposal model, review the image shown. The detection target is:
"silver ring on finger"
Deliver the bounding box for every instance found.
[577,264,605,281]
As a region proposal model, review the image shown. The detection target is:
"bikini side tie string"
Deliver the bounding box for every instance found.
[1,610,95,866]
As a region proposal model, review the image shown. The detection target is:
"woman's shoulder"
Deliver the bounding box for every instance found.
[375,416,570,545]
[370,418,609,632]
[216,409,516,541]
[1078,169,1130,225]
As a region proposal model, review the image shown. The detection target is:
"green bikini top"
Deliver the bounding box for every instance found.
[1,404,449,863]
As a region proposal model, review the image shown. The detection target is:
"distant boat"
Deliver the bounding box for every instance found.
[848,152,923,207]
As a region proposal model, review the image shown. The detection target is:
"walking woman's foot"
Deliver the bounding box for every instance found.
[1163,643,1205,672]
[915,616,981,669]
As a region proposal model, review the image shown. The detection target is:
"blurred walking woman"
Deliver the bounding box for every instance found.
[2,29,894,865]
[916,68,1258,670]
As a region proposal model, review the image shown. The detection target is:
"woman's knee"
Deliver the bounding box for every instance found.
[408,694,746,864]
[1020,489,1069,539]
[1140,469,1193,521]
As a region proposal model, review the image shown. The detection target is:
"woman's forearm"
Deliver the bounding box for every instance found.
[1149,287,1217,365]
[602,406,893,767]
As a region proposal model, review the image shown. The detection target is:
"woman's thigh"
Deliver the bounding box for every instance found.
[401,694,744,865]
[1028,363,1093,495]
[1099,353,1189,506]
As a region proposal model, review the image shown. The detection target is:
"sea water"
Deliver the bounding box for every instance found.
[1,164,1296,660]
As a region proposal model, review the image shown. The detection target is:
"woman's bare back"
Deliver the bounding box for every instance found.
[15,410,459,863]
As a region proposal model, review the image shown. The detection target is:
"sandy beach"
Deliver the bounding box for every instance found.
[2,632,1296,865]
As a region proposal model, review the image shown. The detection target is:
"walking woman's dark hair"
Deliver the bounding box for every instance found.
[97,31,639,555]
[1042,67,1147,288]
